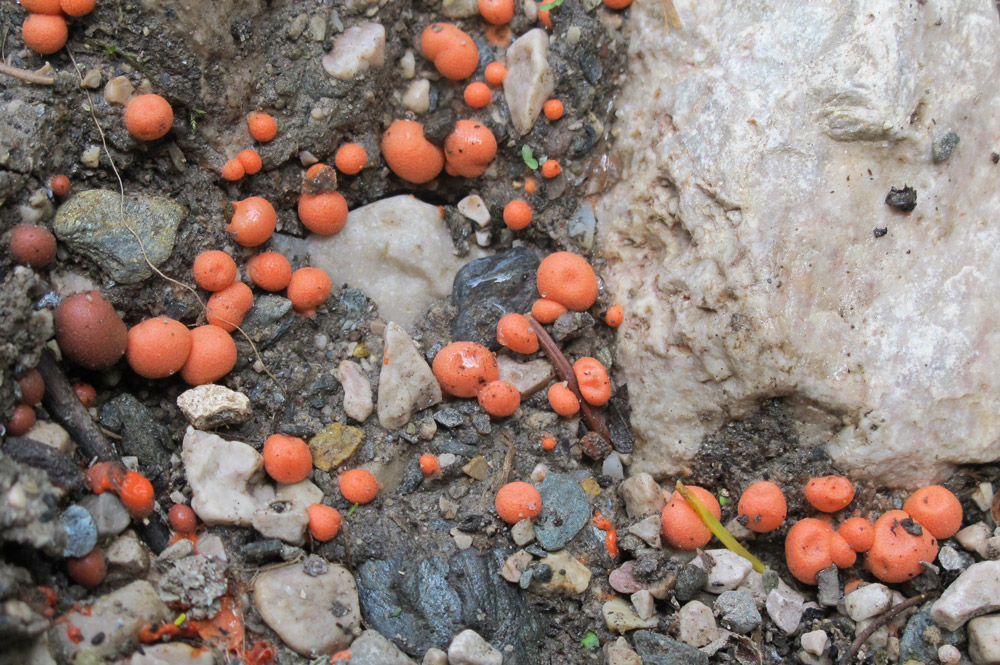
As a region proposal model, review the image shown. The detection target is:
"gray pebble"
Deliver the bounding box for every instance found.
[61,505,98,558]
[534,473,590,551]
[675,564,708,603]
[713,589,761,634]
[932,130,960,163]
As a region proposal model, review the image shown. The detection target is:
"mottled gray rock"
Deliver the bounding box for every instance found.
[714,590,761,634]
[534,473,590,551]
[351,629,417,665]
[53,190,183,284]
[932,561,1000,630]
[450,247,540,350]
[816,565,840,607]
[932,130,960,163]
[939,543,975,571]
[48,581,168,662]
[448,629,501,665]
[253,563,361,656]
[241,295,292,334]
[632,630,709,665]
[101,394,172,489]
[356,547,542,662]
[105,530,150,583]
[157,552,227,619]
[60,505,97,558]
[675,564,708,603]
[598,0,1000,487]
[900,604,966,664]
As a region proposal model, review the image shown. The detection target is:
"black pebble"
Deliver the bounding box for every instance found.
[885,185,917,213]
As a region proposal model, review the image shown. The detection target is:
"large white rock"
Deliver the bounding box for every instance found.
[253,563,361,656]
[322,22,386,80]
[597,0,1000,487]
[181,428,268,526]
[931,561,1000,631]
[306,196,481,329]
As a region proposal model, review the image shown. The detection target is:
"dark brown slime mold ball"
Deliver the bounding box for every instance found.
[54,291,128,370]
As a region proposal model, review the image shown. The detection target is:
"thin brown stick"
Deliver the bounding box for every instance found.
[2,436,84,489]
[37,351,118,462]
[838,591,937,665]
[0,62,54,85]
[527,314,611,441]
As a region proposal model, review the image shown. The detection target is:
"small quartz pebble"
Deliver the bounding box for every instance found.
[79,492,130,539]
[845,583,893,621]
[627,515,662,548]
[603,452,624,481]
[956,522,992,558]
[451,528,474,550]
[423,648,448,665]
[692,550,753,593]
[448,629,502,665]
[969,616,1000,664]
[337,360,374,422]
[938,643,961,665]
[618,472,664,519]
[322,22,386,80]
[496,356,555,396]
[677,601,719,647]
[931,561,1000,630]
[631,589,655,620]
[177,384,251,429]
[801,630,828,656]
[609,561,644,594]
[603,597,658,633]
[504,29,555,136]
[532,551,592,596]
[606,637,642,665]
[511,519,536,546]
[766,581,806,634]
[501,550,533,582]
[377,323,442,429]
[458,195,491,227]
[105,530,150,583]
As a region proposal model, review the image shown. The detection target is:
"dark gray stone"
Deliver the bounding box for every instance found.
[534,473,590,551]
[242,295,293,333]
[675,564,708,603]
[450,247,540,350]
[633,630,709,665]
[899,603,966,664]
[356,548,543,664]
[61,505,97,558]
[79,493,130,539]
[816,565,840,607]
[434,408,464,429]
[100,394,172,490]
[932,130,960,163]
[714,590,761,634]
[53,190,184,284]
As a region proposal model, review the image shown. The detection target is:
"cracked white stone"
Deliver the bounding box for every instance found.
[322,22,385,80]
[504,29,555,136]
[377,322,442,430]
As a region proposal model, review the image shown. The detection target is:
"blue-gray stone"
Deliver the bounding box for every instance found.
[899,603,965,664]
[633,630,709,665]
[534,473,590,551]
[61,505,97,558]
[450,247,540,350]
[568,202,595,250]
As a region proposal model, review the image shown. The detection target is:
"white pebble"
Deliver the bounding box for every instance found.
[937,644,960,665]
[801,630,828,656]
[403,79,431,114]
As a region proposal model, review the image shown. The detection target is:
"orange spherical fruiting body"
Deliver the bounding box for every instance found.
[124,94,174,141]
[495,481,542,523]
[572,357,611,406]
[206,282,253,332]
[227,197,277,247]
[236,149,263,175]
[478,380,520,417]
[784,518,835,585]
[420,23,479,80]
[419,454,441,477]
[866,509,939,583]
[67,548,106,588]
[247,112,278,142]
[484,62,507,85]
[298,192,348,235]
[464,82,492,108]
[536,252,598,311]
[496,313,539,354]
[168,505,198,535]
[661,485,720,550]
[444,120,497,178]
[119,471,155,518]
[478,0,515,24]
[246,252,293,292]
[543,99,564,120]
[903,485,963,540]
[60,0,96,16]
[737,480,787,533]
[431,341,499,398]
[307,504,342,541]
[262,434,313,484]
[193,250,238,292]
[10,224,57,268]
[502,200,532,230]
[381,120,444,184]
[335,143,368,175]
[221,160,245,181]
[180,325,238,386]
[54,291,128,370]
[340,469,379,504]
[22,13,68,55]
[286,267,332,315]
[17,369,45,406]
[605,305,624,328]
[531,298,567,324]
[547,382,579,416]
[125,317,192,379]
[7,405,36,436]
[804,475,855,513]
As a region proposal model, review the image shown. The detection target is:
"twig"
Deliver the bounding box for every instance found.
[528,314,611,441]
[0,62,55,85]
[2,436,84,489]
[36,351,118,462]
[838,591,938,665]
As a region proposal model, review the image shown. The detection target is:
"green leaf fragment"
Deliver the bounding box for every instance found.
[676,480,765,573]
[540,0,564,10]
[522,145,539,170]
[345,502,359,518]
[581,632,600,650]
